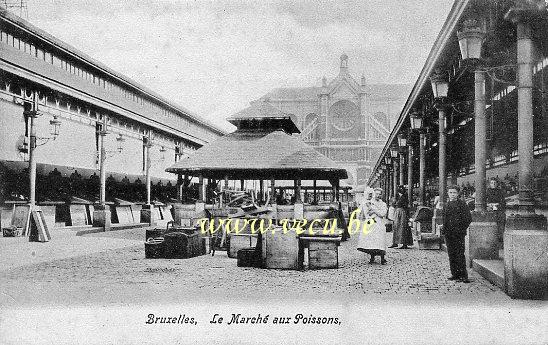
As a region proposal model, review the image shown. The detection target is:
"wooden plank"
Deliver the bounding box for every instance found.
[116,205,134,224]
[154,206,163,221]
[40,205,57,231]
[131,204,142,223]
[69,204,88,226]
[29,210,51,242]
[1,206,13,230]
[12,204,30,229]
[162,206,173,222]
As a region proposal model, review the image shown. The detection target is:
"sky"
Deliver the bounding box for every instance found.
[24,0,455,131]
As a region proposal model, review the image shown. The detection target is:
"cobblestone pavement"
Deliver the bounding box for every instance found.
[0,227,513,306]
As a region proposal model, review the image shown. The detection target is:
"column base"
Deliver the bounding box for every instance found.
[504,213,548,300]
[140,204,156,226]
[467,211,499,267]
[92,206,111,231]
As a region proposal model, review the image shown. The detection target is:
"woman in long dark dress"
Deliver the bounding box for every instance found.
[390,186,413,249]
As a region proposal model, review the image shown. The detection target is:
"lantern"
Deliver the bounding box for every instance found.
[397,132,407,148]
[390,144,399,158]
[457,19,486,61]
[430,69,449,99]
[116,133,125,153]
[49,116,61,138]
[410,111,423,130]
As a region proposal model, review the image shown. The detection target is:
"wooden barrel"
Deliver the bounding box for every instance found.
[262,226,300,270]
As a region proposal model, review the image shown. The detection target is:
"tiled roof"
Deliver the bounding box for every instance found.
[166,129,348,180]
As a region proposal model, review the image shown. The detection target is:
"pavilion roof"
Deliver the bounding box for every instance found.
[227,100,300,134]
[166,129,347,180]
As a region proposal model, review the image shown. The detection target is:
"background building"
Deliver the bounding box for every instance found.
[0,8,224,206]
[257,54,409,187]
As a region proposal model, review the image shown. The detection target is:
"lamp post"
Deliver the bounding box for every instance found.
[410,111,426,205]
[384,156,392,199]
[390,144,399,199]
[430,69,450,209]
[397,132,407,187]
[458,19,488,212]
[406,131,415,209]
[141,132,166,225]
[93,116,125,230]
[502,1,548,300]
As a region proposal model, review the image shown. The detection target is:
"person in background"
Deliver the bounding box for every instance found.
[385,197,396,233]
[486,177,506,245]
[442,185,472,283]
[390,186,412,249]
[357,187,388,264]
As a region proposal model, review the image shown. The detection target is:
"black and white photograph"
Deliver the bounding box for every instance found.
[0,0,547,344]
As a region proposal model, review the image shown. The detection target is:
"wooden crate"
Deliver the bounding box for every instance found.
[228,234,258,258]
[262,227,301,270]
[306,237,340,269]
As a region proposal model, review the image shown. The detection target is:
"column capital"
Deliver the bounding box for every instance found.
[505,2,547,25]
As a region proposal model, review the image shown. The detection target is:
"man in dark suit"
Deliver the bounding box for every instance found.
[442,185,473,283]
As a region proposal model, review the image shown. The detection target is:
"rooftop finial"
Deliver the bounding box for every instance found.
[361,74,366,86]
[340,53,349,73]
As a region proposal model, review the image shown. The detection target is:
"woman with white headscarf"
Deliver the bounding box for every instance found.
[357,187,388,264]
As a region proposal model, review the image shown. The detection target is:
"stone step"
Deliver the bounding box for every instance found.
[472,259,504,290]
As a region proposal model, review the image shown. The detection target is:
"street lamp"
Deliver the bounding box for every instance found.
[390,144,399,158]
[384,156,391,165]
[49,116,62,138]
[410,111,423,131]
[458,18,488,212]
[397,132,407,148]
[457,19,486,62]
[23,92,63,212]
[430,69,449,99]
[116,133,125,153]
[430,69,450,210]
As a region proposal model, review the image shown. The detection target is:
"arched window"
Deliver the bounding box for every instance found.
[302,113,318,140]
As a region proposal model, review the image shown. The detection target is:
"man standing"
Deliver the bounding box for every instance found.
[486,177,506,245]
[442,185,472,283]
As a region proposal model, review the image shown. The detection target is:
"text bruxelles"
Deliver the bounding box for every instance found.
[198,208,376,236]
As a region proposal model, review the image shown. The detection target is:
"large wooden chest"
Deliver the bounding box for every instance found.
[262,227,301,270]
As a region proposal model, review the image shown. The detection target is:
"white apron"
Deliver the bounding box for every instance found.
[357,198,387,252]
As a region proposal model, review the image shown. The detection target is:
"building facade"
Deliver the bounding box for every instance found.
[258,54,409,187]
[0,8,224,205]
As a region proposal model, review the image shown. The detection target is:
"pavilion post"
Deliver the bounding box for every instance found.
[335,179,340,202]
[313,179,317,204]
[502,10,547,299]
[259,179,264,204]
[270,179,276,204]
[240,179,244,191]
[176,174,184,202]
[198,175,205,203]
[294,179,302,203]
[419,132,426,206]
